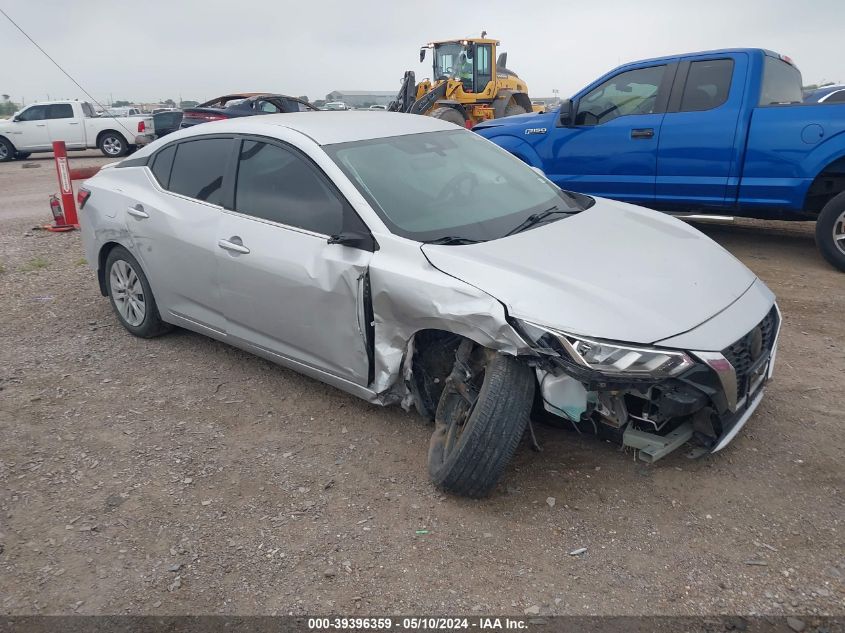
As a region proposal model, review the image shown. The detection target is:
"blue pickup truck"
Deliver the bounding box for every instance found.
[474,49,845,271]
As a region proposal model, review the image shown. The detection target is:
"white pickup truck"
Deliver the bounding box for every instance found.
[0,100,155,161]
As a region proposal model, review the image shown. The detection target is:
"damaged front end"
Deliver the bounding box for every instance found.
[513,306,781,462]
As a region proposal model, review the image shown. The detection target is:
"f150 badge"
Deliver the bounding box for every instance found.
[524,128,547,135]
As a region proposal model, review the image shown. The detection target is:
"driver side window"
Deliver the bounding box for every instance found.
[576,65,666,126]
[18,105,47,122]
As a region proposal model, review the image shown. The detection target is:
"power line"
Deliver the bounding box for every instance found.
[0,6,136,136]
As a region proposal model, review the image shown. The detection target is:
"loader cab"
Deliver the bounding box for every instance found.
[425,39,496,94]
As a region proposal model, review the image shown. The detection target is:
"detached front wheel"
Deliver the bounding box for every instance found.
[816,191,845,272]
[428,341,534,498]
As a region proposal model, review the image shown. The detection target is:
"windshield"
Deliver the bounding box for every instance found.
[325,130,590,243]
[434,43,466,80]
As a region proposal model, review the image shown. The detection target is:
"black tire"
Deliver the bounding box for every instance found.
[815,191,845,272]
[0,137,14,162]
[429,106,466,127]
[98,131,128,158]
[428,348,535,498]
[104,246,171,338]
[503,102,528,117]
[15,152,31,160]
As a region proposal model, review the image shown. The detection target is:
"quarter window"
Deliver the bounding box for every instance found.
[168,138,231,204]
[759,57,803,105]
[577,65,666,125]
[150,144,176,187]
[234,140,344,235]
[679,59,734,112]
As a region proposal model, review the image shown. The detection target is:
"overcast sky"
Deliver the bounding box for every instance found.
[1,0,842,106]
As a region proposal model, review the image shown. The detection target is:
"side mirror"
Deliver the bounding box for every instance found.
[327,231,378,252]
[419,48,426,63]
[12,114,21,122]
[558,99,575,127]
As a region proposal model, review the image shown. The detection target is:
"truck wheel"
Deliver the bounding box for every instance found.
[428,342,534,498]
[504,102,527,117]
[99,132,128,158]
[815,191,845,272]
[430,106,466,128]
[0,138,14,162]
[105,246,171,338]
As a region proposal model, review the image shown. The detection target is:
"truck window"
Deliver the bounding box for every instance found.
[18,105,47,121]
[576,65,666,125]
[824,90,845,104]
[47,104,74,119]
[759,57,803,105]
[679,59,734,112]
[474,44,492,93]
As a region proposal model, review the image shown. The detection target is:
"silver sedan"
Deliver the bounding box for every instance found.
[79,112,780,497]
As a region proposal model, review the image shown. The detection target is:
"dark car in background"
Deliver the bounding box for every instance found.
[180,93,318,128]
[803,84,845,104]
[152,110,183,137]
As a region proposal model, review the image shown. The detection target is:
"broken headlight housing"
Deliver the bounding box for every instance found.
[515,320,695,379]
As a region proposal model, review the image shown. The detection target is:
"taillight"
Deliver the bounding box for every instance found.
[77,187,91,209]
[137,120,146,133]
[184,111,228,122]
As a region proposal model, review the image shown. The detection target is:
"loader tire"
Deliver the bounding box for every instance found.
[428,348,534,498]
[504,102,527,117]
[430,106,466,127]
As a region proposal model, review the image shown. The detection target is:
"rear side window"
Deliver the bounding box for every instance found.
[759,57,803,105]
[680,59,734,112]
[150,144,176,187]
[234,140,344,235]
[168,138,231,204]
[47,104,74,119]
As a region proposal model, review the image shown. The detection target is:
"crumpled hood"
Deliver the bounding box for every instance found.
[422,199,757,346]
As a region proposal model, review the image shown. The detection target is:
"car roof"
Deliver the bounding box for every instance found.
[172,111,459,145]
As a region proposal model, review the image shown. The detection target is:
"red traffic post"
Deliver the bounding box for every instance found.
[53,141,78,226]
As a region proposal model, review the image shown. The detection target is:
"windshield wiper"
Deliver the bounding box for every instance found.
[503,206,576,237]
[422,236,482,246]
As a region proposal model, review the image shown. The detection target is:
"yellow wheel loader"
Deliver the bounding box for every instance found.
[387,33,540,127]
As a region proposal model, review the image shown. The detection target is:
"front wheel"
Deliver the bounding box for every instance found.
[503,102,527,117]
[428,342,534,498]
[815,191,845,272]
[0,138,14,162]
[105,246,171,338]
[429,106,466,128]
[99,132,128,157]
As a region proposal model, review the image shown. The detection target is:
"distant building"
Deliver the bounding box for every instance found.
[325,90,396,108]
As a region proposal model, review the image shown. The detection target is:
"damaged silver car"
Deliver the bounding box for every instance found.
[79,112,781,497]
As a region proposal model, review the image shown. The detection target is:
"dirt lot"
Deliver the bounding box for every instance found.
[0,152,842,617]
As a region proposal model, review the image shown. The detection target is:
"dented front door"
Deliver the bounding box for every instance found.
[216,211,372,385]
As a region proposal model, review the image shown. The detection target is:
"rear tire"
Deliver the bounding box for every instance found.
[429,106,466,127]
[104,246,171,338]
[815,191,845,272]
[0,138,14,162]
[98,132,128,158]
[503,102,527,117]
[428,346,534,498]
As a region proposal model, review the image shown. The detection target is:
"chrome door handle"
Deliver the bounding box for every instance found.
[127,204,149,219]
[218,239,250,254]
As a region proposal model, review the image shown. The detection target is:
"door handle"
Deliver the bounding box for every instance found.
[631,128,655,139]
[127,204,149,219]
[218,238,250,255]
[68,122,79,125]
[36,124,47,127]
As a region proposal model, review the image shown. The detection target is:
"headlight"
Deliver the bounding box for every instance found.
[516,320,694,378]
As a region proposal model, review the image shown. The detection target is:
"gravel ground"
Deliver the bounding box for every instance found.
[0,154,842,616]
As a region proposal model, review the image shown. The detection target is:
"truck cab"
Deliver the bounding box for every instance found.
[475,48,845,271]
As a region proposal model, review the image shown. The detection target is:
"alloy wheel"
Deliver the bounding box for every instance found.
[833,209,845,256]
[110,259,146,326]
[103,136,122,156]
